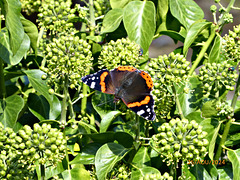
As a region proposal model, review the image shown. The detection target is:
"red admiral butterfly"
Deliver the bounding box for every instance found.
[82,66,156,120]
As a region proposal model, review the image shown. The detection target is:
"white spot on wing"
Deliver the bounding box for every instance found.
[92,76,95,80]
[137,110,145,116]
[90,82,96,89]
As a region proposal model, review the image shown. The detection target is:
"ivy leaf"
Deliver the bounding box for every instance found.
[201,100,218,118]
[101,9,123,34]
[0,0,24,55]
[217,165,233,180]
[0,95,24,128]
[183,21,211,55]
[24,70,61,120]
[132,146,151,168]
[62,168,90,180]
[228,149,240,180]
[209,35,222,63]
[156,0,169,33]
[95,143,130,180]
[100,110,122,133]
[123,1,156,53]
[169,0,204,29]
[110,0,129,8]
[208,120,221,160]
[20,16,38,53]
[131,167,160,180]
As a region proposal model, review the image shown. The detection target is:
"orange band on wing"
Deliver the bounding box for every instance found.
[100,71,109,92]
[140,72,153,89]
[117,66,136,71]
[127,96,151,108]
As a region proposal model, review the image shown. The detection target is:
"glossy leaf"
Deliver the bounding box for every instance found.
[189,164,212,180]
[208,120,221,160]
[62,168,90,180]
[0,29,30,65]
[132,146,151,168]
[110,0,129,8]
[228,149,240,180]
[2,0,24,54]
[100,110,122,132]
[123,1,156,53]
[225,133,240,146]
[70,143,102,165]
[45,162,65,179]
[101,9,123,34]
[201,100,218,118]
[183,21,211,55]
[217,165,233,180]
[20,16,38,53]
[169,0,204,29]
[160,30,185,42]
[156,0,169,33]
[209,35,222,63]
[131,167,160,180]
[95,143,130,180]
[24,70,61,120]
[0,95,24,128]
[178,76,203,117]
[28,93,51,120]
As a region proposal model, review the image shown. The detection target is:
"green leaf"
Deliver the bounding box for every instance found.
[24,70,61,120]
[217,165,233,180]
[156,0,169,33]
[0,95,24,128]
[201,100,218,118]
[92,92,115,118]
[189,164,212,180]
[131,167,160,180]
[45,162,65,179]
[100,110,122,133]
[28,93,52,120]
[178,76,203,117]
[0,29,30,65]
[70,143,102,165]
[207,120,221,160]
[228,149,240,180]
[209,35,222,63]
[20,16,38,53]
[62,168,90,180]
[85,132,133,148]
[225,133,240,146]
[132,146,151,168]
[101,9,123,34]
[183,21,211,55]
[123,1,156,53]
[110,0,129,8]
[1,0,24,55]
[159,30,185,42]
[95,143,130,180]
[169,0,204,29]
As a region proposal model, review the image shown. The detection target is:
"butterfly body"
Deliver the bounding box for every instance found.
[82,66,156,120]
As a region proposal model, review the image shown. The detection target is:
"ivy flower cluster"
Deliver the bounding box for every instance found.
[141,172,173,180]
[42,35,93,91]
[198,62,238,97]
[37,0,76,36]
[150,118,209,166]
[0,122,66,179]
[20,0,42,15]
[98,38,142,70]
[146,53,190,119]
[222,24,240,62]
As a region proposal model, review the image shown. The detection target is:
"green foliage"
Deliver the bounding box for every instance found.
[1,0,240,179]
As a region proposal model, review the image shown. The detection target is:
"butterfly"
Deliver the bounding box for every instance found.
[82,66,156,120]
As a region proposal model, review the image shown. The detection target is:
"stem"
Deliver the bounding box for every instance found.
[61,77,69,122]
[215,118,232,160]
[172,85,184,119]
[231,74,240,110]
[81,0,95,116]
[189,26,217,76]
[135,115,140,142]
[40,164,45,180]
[63,128,70,170]
[0,58,6,99]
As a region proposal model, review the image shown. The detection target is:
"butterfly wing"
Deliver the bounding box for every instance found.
[81,69,115,94]
[110,67,155,120]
